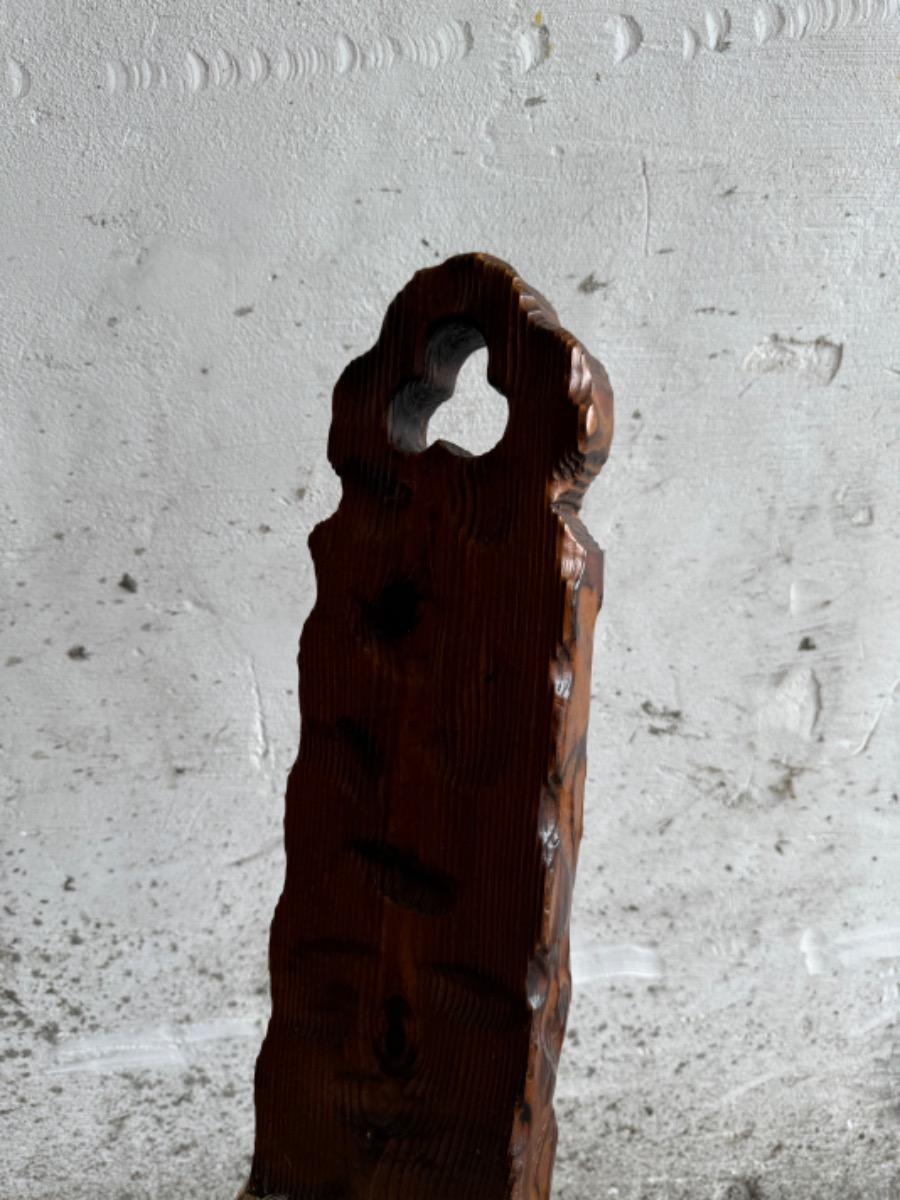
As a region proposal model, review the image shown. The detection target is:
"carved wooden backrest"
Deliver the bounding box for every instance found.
[243,252,614,1200]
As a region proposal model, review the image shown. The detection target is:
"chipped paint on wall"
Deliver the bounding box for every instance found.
[743,333,843,385]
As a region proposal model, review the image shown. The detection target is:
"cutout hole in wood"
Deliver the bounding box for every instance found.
[388,325,509,457]
[426,348,509,457]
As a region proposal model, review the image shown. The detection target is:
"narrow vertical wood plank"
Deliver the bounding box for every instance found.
[241,253,613,1200]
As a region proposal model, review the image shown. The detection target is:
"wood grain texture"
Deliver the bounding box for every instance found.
[242,253,613,1200]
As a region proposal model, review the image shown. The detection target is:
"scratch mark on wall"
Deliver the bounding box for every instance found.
[515,12,552,72]
[7,58,31,99]
[47,1015,265,1074]
[640,155,651,256]
[247,656,271,773]
[743,334,843,385]
[714,1069,795,1106]
[789,578,833,617]
[754,0,900,43]
[610,14,644,63]
[571,941,664,982]
[227,834,283,868]
[845,677,900,758]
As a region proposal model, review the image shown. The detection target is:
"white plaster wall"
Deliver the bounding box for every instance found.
[1,2,899,1197]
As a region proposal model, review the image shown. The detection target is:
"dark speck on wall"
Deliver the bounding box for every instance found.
[67,645,89,660]
[234,305,254,318]
[641,699,682,735]
[798,636,816,651]
[524,95,546,107]
[63,876,75,891]
[578,272,608,294]
[118,573,138,593]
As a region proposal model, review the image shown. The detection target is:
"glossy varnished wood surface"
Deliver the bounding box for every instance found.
[242,253,613,1200]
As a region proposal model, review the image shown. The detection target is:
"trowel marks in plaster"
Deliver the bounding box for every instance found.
[789,578,834,617]
[612,1,898,65]
[105,20,474,94]
[515,13,552,72]
[743,334,843,385]
[571,941,664,982]
[801,926,900,975]
[7,58,31,99]
[48,1016,265,1074]
[683,7,732,59]
[609,14,644,63]
[758,665,822,739]
[106,59,168,93]
[755,0,900,43]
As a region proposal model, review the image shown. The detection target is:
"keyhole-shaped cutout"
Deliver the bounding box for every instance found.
[426,348,509,457]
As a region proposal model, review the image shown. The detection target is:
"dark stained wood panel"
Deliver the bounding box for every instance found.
[240,253,614,1200]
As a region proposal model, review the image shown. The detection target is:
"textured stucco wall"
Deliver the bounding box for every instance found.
[1,3,899,1197]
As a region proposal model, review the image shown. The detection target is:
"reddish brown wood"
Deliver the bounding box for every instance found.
[241,253,613,1200]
